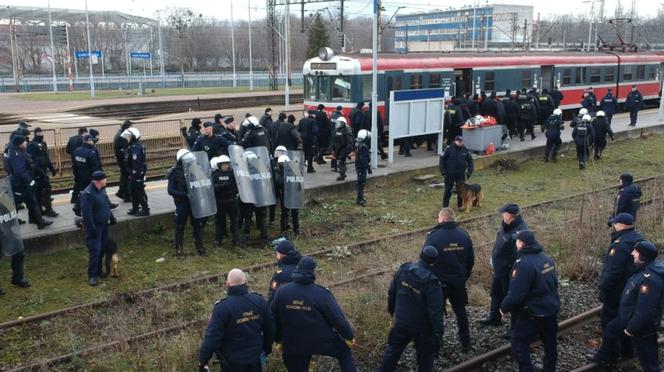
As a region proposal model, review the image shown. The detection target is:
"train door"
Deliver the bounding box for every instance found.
[454,68,472,96]
[385,71,404,124]
[540,65,554,91]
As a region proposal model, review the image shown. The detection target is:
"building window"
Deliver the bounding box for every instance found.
[410,74,423,89]
[429,73,442,88]
[575,67,586,84]
[590,67,601,83]
[623,66,633,81]
[605,66,615,82]
[636,65,646,80]
[562,69,572,85]
[362,76,373,100]
[484,71,495,91]
[332,76,351,101]
[521,70,532,89]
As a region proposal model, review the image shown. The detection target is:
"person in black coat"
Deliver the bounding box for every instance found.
[378,246,444,372]
[124,128,149,216]
[444,100,465,145]
[66,127,88,203]
[273,154,300,235]
[589,241,664,370]
[543,109,564,162]
[537,89,555,132]
[314,104,331,164]
[183,118,202,149]
[612,173,642,222]
[331,117,354,181]
[572,114,595,169]
[439,136,473,209]
[194,122,233,161]
[240,116,272,150]
[424,208,474,352]
[500,230,560,372]
[502,91,520,138]
[480,203,529,330]
[361,104,387,160]
[592,111,614,160]
[211,155,240,247]
[626,85,644,127]
[581,91,596,115]
[480,93,499,119]
[260,107,275,152]
[113,120,132,202]
[516,91,537,141]
[298,111,318,173]
[80,171,115,286]
[355,130,372,206]
[199,268,275,372]
[600,89,619,126]
[271,256,357,372]
[550,86,564,108]
[267,239,302,303]
[27,127,58,217]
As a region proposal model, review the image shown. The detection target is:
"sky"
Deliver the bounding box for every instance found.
[1,0,660,23]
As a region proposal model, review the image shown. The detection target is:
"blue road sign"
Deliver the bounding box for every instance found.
[75,50,102,59]
[130,52,151,59]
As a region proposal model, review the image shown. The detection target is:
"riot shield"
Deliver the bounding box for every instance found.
[228,145,256,204]
[284,150,305,209]
[246,146,276,207]
[182,151,217,218]
[0,177,24,256]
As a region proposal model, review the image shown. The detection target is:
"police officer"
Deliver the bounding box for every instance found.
[592,111,614,160]
[362,103,388,160]
[626,85,644,127]
[168,149,207,257]
[543,109,564,163]
[439,136,473,209]
[198,268,275,372]
[274,113,301,151]
[480,203,528,330]
[600,88,619,126]
[424,207,474,352]
[219,116,239,149]
[194,122,233,161]
[314,104,332,164]
[503,91,520,138]
[7,135,53,229]
[274,155,300,236]
[211,155,240,247]
[572,114,595,169]
[298,110,318,173]
[612,173,642,222]
[0,250,30,294]
[80,171,116,286]
[259,108,275,147]
[331,117,354,181]
[184,118,202,149]
[113,120,132,202]
[240,116,272,150]
[271,256,357,372]
[444,99,465,146]
[589,240,663,370]
[378,246,444,372]
[599,212,644,356]
[500,230,560,372]
[538,89,555,132]
[27,127,58,217]
[350,102,365,139]
[550,86,564,108]
[72,134,102,215]
[355,129,372,207]
[581,91,596,114]
[66,127,88,203]
[516,90,537,141]
[267,239,302,302]
[571,108,589,128]
[123,128,149,216]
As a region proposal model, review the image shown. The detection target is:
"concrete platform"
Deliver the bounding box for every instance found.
[18,109,664,253]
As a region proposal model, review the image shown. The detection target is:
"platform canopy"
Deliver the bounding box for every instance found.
[0,5,155,26]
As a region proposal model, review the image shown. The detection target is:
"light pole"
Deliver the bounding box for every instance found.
[47,0,58,92]
[230,0,237,88]
[285,0,290,109]
[371,0,378,169]
[248,0,253,90]
[84,0,96,97]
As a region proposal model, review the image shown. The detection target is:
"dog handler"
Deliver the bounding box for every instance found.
[439,136,474,209]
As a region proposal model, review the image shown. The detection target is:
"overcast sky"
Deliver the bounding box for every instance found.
[1,0,659,23]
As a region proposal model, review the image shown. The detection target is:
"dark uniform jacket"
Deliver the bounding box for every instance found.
[274,120,301,150]
[439,144,473,177]
[614,183,642,219]
[315,110,331,140]
[7,145,35,189]
[211,168,238,202]
[424,221,475,287]
[503,98,520,123]
[544,115,564,139]
[193,135,232,160]
[127,141,147,182]
[113,130,129,164]
[267,252,302,302]
[620,261,664,337]
[600,93,619,115]
[27,137,55,177]
[599,228,644,304]
[592,117,614,144]
[72,143,102,184]
[80,183,111,233]
[297,116,318,145]
[350,108,364,135]
[198,284,275,365]
[240,125,271,150]
[387,261,444,335]
[361,109,385,139]
[517,94,537,121]
[626,90,644,111]
[550,90,564,108]
[186,127,201,149]
[572,123,595,147]
[271,270,354,356]
[581,96,596,112]
[65,134,83,155]
[491,216,529,278]
[355,141,370,173]
[500,242,560,317]
[167,163,189,204]
[331,126,354,159]
[537,93,555,114]
[480,98,499,119]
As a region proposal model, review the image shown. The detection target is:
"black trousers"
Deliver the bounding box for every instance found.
[174,200,205,252]
[443,284,470,346]
[130,179,148,211]
[544,136,561,161]
[511,314,558,372]
[489,274,510,320]
[14,185,43,224]
[379,326,435,372]
[215,198,240,245]
[443,174,465,208]
[34,173,54,212]
[117,164,130,200]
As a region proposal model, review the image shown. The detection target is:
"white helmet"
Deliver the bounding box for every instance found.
[243,150,258,160]
[579,108,588,116]
[128,127,140,139]
[277,154,291,163]
[218,155,231,163]
[553,109,562,116]
[242,116,259,127]
[596,111,605,117]
[357,129,370,140]
[582,114,592,122]
[335,117,347,128]
[274,145,287,157]
[210,156,221,169]
[176,148,193,162]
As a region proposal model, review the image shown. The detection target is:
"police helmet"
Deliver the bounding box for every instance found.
[582,114,592,122]
[176,148,192,162]
[219,155,231,163]
[242,116,260,127]
[596,111,605,117]
[274,145,287,158]
[357,129,370,140]
[127,127,141,140]
[277,154,291,164]
[243,150,258,160]
[579,108,588,116]
[553,109,562,116]
[335,117,347,128]
[210,156,222,169]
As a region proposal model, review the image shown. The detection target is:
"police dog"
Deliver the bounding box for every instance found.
[101,238,119,278]
[458,183,483,212]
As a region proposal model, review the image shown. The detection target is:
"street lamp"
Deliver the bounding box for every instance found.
[84,0,96,97]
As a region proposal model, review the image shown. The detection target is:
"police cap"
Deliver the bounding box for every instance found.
[634,240,658,261]
[420,245,439,264]
[610,212,635,226]
[499,203,520,215]
[91,170,107,181]
[515,230,537,246]
[275,240,297,255]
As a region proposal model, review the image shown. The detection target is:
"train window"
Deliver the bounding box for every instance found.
[318,76,330,101]
[332,76,351,101]
[590,67,601,83]
[429,73,442,88]
[605,66,615,82]
[623,66,633,81]
[648,65,657,80]
[484,72,495,91]
[304,75,316,100]
[387,76,402,91]
[362,76,373,100]
[636,65,646,80]
[410,74,423,89]
[521,71,532,89]
[562,69,572,85]
[575,67,586,84]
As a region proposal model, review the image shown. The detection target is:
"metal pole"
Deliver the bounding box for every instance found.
[230,0,237,88]
[149,27,154,76]
[471,1,477,49]
[101,52,105,78]
[9,15,19,92]
[285,0,290,109]
[248,0,254,90]
[65,24,73,91]
[587,2,594,53]
[157,15,165,78]
[484,15,489,50]
[371,0,378,169]
[47,0,58,93]
[124,29,130,76]
[84,0,95,97]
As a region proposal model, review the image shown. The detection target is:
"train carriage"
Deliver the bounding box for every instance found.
[303,49,664,124]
